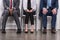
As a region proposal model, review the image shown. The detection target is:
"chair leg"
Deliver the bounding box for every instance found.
[40,17,42,31]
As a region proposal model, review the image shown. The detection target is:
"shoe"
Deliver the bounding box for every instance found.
[17,29,21,34]
[30,31,34,33]
[24,30,28,33]
[25,31,28,33]
[2,29,6,33]
[43,29,47,34]
[51,29,56,34]
[30,29,34,33]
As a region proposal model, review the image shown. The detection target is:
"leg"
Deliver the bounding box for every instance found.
[30,12,34,33]
[51,14,57,29]
[12,10,21,33]
[25,12,29,33]
[42,14,47,29]
[51,14,57,33]
[42,14,47,33]
[2,10,9,33]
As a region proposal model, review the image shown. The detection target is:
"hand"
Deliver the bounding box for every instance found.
[26,9,30,12]
[9,8,13,15]
[52,8,57,14]
[42,8,48,14]
[29,9,33,12]
[26,9,33,13]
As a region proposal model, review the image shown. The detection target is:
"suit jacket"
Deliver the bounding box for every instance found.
[39,0,59,16]
[3,0,20,17]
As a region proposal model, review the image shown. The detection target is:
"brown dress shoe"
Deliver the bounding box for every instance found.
[51,29,56,34]
[43,29,47,34]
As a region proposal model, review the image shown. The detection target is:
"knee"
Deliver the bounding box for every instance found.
[4,10,9,13]
[13,10,17,14]
[3,10,9,16]
[52,14,57,16]
[42,14,47,17]
[12,10,18,15]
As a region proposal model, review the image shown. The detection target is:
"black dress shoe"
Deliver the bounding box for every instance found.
[2,29,6,33]
[17,29,21,34]
[51,29,56,34]
[43,29,47,34]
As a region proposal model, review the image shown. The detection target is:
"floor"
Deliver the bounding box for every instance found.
[0,30,60,40]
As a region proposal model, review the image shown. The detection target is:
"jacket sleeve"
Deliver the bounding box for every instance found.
[14,0,20,9]
[40,0,43,11]
[39,0,44,17]
[3,0,9,9]
[55,0,59,9]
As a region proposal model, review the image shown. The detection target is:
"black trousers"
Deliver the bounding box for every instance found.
[25,12,34,25]
[2,9,21,30]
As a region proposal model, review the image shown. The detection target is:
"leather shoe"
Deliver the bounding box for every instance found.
[17,29,21,34]
[43,29,47,34]
[51,29,56,34]
[2,29,6,33]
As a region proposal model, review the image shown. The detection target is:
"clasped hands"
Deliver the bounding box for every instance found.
[26,9,33,13]
[9,8,13,15]
[42,8,57,15]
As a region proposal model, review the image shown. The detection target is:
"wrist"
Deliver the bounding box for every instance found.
[13,7,16,10]
[43,8,47,9]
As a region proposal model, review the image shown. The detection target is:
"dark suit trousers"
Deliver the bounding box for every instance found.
[25,12,34,25]
[42,8,57,29]
[2,9,21,30]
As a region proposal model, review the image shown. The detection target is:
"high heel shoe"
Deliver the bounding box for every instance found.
[24,30,28,33]
[30,29,34,33]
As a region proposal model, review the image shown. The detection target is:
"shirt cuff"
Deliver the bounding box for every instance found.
[7,7,9,9]
[43,8,47,10]
[13,7,16,10]
[54,8,57,9]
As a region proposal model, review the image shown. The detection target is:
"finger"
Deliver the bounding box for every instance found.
[43,12,46,14]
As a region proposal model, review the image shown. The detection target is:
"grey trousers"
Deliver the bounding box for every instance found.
[2,9,21,30]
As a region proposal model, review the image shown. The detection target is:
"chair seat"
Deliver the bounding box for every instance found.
[39,13,52,17]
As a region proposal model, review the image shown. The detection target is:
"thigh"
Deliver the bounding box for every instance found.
[2,9,9,16]
[30,12,34,21]
[25,12,30,24]
[2,9,9,23]
[12,10,19,18]
[25,12,29,19]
